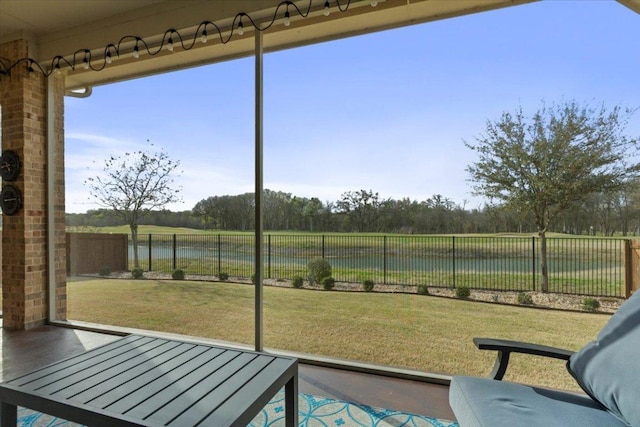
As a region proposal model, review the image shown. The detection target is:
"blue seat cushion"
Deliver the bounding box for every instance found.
[449,376,626,427]
[568,290,640,427]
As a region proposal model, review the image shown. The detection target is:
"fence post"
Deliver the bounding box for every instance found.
[532,236,536,291]
[322,235,325,259]
[452,236,456,288]
[624,239,635,298]
[172,234,177,271]
[148,234,152,271]
[268,234,272,279]
[217,234,221,275]
[383,235,387,285]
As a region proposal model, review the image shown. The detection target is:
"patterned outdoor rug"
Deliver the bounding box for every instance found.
[15,390,458,426]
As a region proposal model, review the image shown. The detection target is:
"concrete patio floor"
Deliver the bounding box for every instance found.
[0,319,455,421]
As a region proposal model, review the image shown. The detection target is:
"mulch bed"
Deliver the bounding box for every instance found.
[81,271,623,314]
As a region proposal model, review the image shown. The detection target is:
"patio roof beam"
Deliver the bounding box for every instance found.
[618,0,640,13]
[0,0,540,91]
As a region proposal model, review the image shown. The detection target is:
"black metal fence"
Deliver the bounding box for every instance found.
[131,234,627,297]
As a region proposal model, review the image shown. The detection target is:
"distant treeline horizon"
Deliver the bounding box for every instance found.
[65,188,640,236]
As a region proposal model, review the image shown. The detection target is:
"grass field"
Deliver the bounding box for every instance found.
[67,277,610,391]
[65,225,634,240]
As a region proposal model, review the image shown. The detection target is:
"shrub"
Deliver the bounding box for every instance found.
[417,284,429,295]
[583,297,601,312]
[98,265,111,277]
[517,292,534,305]
[321,277,335,290]
[172,269,185,280]
[218,272,229,281]
[362,279,375,292]
[131,267,144,279]
[307,257,332,285]
[455,286,471,299]
[292,276,304,288]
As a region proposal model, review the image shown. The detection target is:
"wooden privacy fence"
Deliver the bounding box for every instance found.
[66,233,128,275]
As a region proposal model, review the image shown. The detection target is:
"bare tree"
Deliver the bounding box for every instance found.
[86,146,182,268]
[466,101,639,292]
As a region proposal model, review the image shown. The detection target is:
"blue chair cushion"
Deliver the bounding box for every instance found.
[449,376,627,427]
[567,290,640,427]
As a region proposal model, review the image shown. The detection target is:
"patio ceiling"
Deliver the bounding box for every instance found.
[2,0,639,90]
[0,0,547,90]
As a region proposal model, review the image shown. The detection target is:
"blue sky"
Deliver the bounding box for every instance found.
[64,0,640,214]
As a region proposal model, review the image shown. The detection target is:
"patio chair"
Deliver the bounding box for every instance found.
[449,290,640,427]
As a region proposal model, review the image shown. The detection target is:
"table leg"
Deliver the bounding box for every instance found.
[1,402,17,427]
[285,374,299,427]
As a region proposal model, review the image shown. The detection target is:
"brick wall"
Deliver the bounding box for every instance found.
[0,39,66,329]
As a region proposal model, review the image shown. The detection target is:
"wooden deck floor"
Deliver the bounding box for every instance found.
[0,321,455,421]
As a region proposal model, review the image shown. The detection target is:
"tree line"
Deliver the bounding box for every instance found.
[66,186,640,236]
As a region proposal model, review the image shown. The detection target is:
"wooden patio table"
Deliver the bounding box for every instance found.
[0,334,298,427]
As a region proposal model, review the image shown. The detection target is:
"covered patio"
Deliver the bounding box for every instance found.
[1,0,640,425]
[1,0,547,329]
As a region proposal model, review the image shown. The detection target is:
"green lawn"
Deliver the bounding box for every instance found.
[65,225,629,239]
[67,278,609,391]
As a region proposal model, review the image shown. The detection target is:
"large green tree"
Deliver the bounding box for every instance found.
[336,189,390,232]
[86,146,182,268]
[466,101,639,292]
[303,197,324,231]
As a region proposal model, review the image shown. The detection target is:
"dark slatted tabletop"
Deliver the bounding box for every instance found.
[0,335,298,427]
